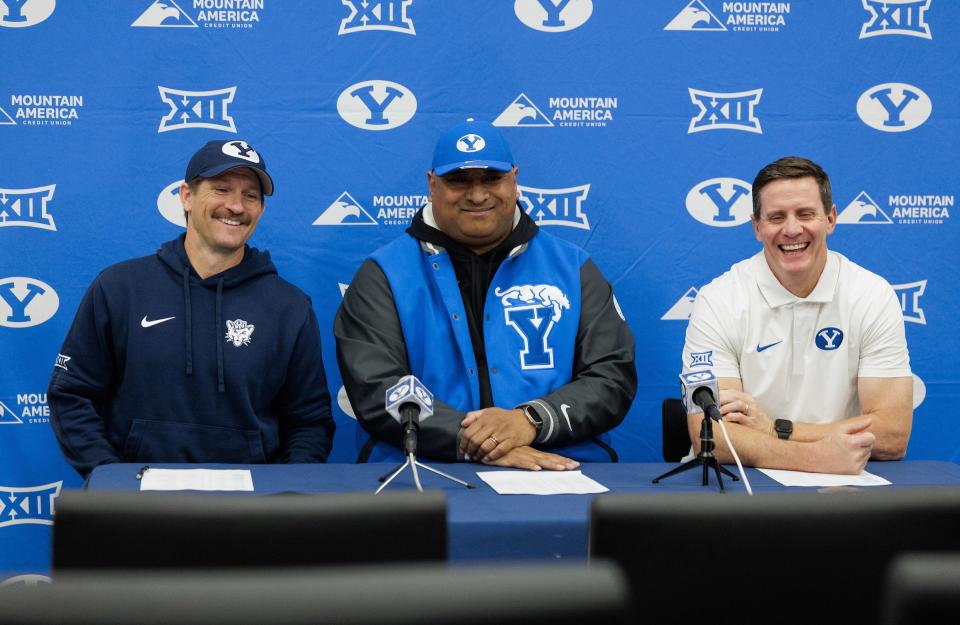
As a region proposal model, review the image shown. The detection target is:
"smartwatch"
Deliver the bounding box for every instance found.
[774,418,793,440]
[523,405,544,437]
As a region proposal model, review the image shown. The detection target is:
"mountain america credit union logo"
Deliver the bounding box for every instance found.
[856,83,931,133]
[514,0,593,33]
[0,0,55,27]
[339,0,414,35]
[158,86,237,133]
[686,178,752,227]
[132,0,197,27]
[838,190,951,226]
[0,482,61,527]
[518,184,590,229]
[688,88,762,134]
[860,0,931,40]
[662,287,699,320]
[493,93,617,128]
[665,1,791,33]
[337,80,417,131]
[0,277,59,327]
[0,185,56,230]
[133,0,264,29]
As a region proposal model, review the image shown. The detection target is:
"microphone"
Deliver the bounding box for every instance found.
[679,370,722,422]
[385,375,434,456]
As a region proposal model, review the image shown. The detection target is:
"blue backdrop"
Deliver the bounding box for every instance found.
[1,0,956,579]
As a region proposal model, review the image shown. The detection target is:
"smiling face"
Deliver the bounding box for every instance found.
[180,168,264,272]
[427,167,519,254]
[752,176,837,297]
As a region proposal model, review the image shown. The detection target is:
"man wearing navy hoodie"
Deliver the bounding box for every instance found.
[49,140,335,477]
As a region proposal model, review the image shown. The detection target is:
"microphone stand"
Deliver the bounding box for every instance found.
[652,409,738,493]
[376,410,475,494]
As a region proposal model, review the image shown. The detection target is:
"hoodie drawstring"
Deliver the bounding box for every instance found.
[183,268,193,376]
[216,278,225,393]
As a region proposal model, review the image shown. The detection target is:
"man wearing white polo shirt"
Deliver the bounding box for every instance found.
[681,157,912,474]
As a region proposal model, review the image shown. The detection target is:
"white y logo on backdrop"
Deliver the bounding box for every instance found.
[337,80,417,131]
[514,0,593,33]
[0,0,55,28]
[857,83,931,132]
[0,277,59,328]
[686,178,752,227]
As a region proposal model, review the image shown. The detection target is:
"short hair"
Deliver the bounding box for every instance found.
[752,156,832,220]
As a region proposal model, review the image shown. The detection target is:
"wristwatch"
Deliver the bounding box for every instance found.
[523,405,544,437]
[774,418,793,440]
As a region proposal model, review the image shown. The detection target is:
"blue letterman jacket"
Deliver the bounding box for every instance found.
[335,215,637,463]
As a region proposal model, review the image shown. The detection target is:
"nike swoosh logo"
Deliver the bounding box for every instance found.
[141,316,175,328]
[560,404,573,430]
[756,340,782,353]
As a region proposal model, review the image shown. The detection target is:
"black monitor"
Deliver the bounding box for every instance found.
[0,563,631,625]
[53,490,446,570]
[590,488,960,625]
[882,553,960,624]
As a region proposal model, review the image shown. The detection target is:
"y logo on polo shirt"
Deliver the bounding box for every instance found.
[225,319,254,347]
[815,327,844,351]
[496,284,570,370]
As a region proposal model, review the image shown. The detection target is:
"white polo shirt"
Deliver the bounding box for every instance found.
[681,251,910,424]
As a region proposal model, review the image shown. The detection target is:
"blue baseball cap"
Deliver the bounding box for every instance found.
[185,139,274,196]
[431,118,515,177]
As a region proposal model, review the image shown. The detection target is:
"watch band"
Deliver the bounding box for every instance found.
[774,418,793,440]
[523,404,544,436]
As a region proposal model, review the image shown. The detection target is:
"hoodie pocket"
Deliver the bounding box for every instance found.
[122,419,266,464]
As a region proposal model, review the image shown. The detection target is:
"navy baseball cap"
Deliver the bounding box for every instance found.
[184,140,274,196]
[431,118,515,177]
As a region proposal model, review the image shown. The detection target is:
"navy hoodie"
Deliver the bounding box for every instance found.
[49,235,334,477]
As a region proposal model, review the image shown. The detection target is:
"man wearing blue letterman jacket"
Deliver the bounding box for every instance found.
[335,119,636,470]
[49,140,334,478]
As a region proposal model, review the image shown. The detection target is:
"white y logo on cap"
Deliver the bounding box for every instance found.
[456,134,486,153]
[221,141,260,163]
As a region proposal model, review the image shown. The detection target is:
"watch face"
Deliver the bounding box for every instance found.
[775,419,792,433]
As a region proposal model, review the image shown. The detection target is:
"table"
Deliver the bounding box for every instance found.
[86,461,960,561]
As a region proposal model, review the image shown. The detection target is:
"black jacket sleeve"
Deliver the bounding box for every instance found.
[524,259,637,448]
[334,259,466,462]
[48,278,122,477]
[271,304,336,463]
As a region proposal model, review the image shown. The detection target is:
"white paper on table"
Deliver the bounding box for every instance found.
[476,469,609,495]
[139,468,254,492]
[758,468,891,487]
